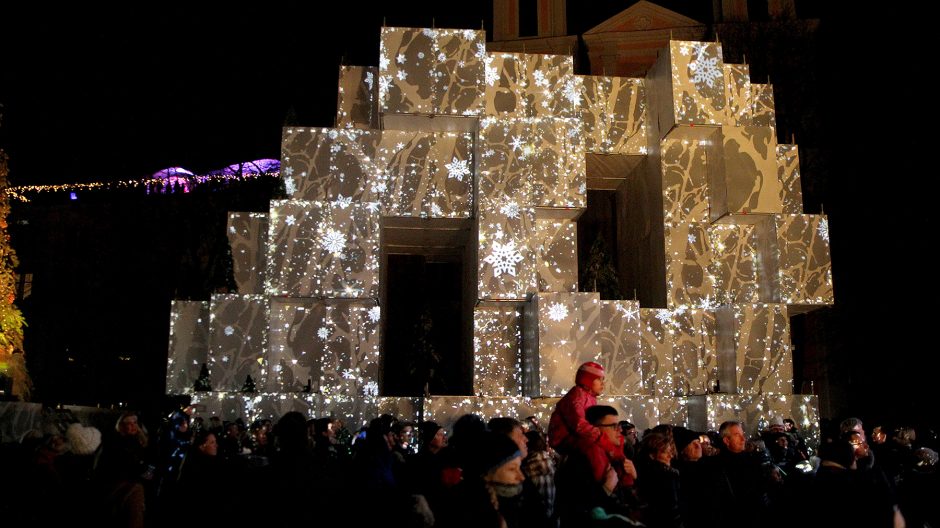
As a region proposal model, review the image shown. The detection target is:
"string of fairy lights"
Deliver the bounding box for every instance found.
[3,171,281,203]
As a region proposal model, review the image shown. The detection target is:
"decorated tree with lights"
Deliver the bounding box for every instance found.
[580,233,622,300]
[0,143,31,399]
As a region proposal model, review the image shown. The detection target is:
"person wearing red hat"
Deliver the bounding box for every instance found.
[547,362,625,465]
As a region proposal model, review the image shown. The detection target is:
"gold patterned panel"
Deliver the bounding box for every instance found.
[478,204,538,300]
[227,212,268,295]
[280,127,380,202]
[671,308,719,396]
[336,65,379,130]
[380,131,474,217]
[596,396,659,430]
[664,222,717,309]
[723,64,752,126]
[474,307,523,396]
[318,302,381,399]
[640,309,677,397]
[581,76,647,155]
[266,201,379,299]
[594,301,644,395]
[535,219,577,292]
[702,394,819,445]
[774,214,834,306]
[662,139,711,223]
[479,117,585,209]
[167,301,210,394]
[751,83,776,132]
[191,393,320,423]
[721,126,782,214]
[657,396,692,428]
[776,144,803,214]
[723,304,792,395]
[670,41,728,126]
[267,300,326,393]
[379,27,485,115]
[484,53,578,118]
[708,223,762,304]
[526,292,601,397]
[208,294,268,392]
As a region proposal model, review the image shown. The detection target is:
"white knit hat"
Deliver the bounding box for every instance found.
[66,423,102,455]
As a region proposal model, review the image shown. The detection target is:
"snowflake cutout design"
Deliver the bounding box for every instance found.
[509,135,525,152]
[368,306,381,323]
[321,229,346,256]
[224,325,235,336]
[396,53,406,64]
[445,157,471,181]
[397,70,408,81]
[342,369,357,380]
[363,381,379,397]
[689,47,722,89]
[817,218,829,242]
[500,201,521,219]
[654,310,674,326]
[616,303,639,322]
[317,327,330,340]
[547,303,569,322]
[284,215,296,226]
[688,233,697,244]
[563,79,581,107]
[483,239,524,277]
[333,195,352,209]
[485,65,499,86]
[533,70,548,88]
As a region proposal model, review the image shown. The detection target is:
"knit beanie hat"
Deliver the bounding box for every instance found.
[673,427,701,454]
[480,433,522,476]
[419,421,443,447]
[576,361,605,388]
[66,423,102,456]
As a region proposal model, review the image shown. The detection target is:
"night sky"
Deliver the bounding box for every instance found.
[1,3,935,427]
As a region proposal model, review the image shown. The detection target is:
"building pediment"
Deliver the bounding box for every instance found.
[585,0,703,34]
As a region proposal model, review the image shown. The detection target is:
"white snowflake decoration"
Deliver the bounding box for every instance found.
[547,302,569,322]
[365,201,381,213]
[317,327,330,340]
[379,54,390,71]
[321,229,346,256]
[689,47,722,89]
[500,201,521,219]
[363,381,379,397]
[445,158,471,181]
[655,310,674,325]
[485,64,499,86]
[284,215,296,226]
[688,233,697,244]
[333,195,352,209]
[483,239,524,277]
[224,325,235,336]
[284,178,297,196]
[563,79,581,107]
[396,53,406,64]
[475,42,487,59]
[431,203,443,216]
[510,135,524,152]
[342,369,357,380]
[283,166,294,176]
[533,69,548,88]
[817,218,829,242]
[368,306,381,323]
[397,70,408,81]
[364,71,374,91]
[616,303,639,322]
[228,225,236,234]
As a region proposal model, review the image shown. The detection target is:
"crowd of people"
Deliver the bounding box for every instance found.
[3,363,938,527]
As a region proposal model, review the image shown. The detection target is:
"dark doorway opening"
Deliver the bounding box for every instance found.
[578,189,627,300]
[384,255,463,395]
[380,217,474,396]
